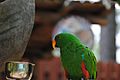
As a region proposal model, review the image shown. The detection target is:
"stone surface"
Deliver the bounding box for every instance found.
[0,0,35,72]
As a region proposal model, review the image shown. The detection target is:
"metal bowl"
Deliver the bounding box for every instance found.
[5,61,35,80]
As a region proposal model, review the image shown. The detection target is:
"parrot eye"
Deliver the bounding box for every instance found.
[56,36,61,40]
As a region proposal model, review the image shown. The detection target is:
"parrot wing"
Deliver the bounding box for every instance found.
[60,40,97,80]
[75,45,97,79]
[83,47,97,79]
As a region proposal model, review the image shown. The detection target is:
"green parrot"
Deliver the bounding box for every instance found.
[52,33,97,80]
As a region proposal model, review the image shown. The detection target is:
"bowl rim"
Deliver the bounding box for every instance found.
[5,61,35,66]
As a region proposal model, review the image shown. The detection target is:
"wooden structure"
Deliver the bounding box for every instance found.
[35,0,112,26]
[32,57,120,80]
[25,0,113,56]
[33,57,66,80]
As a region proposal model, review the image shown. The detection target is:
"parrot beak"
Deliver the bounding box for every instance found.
[52,40,56,49]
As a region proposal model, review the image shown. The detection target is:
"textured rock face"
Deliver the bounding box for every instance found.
[0,0,35,72]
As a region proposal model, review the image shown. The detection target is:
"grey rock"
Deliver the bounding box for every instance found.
[0,0,35,72]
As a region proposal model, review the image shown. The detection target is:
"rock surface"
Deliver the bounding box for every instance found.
[0,0,35,73]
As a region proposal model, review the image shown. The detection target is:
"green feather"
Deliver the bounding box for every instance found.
[54,33,97,80]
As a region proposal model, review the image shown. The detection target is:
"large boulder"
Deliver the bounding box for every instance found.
[0,0,35,73]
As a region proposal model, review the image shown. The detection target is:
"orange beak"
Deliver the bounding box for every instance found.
[52,40,56,49]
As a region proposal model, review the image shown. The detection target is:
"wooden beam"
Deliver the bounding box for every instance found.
[35,0,63,10]
[35,12,61,25]
[85,15,108,26]
[35,1,112,26]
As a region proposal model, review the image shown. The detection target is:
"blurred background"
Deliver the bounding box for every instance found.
[22,0,120,80]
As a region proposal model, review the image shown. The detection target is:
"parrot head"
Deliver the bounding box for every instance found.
[52,33,80,49]
[52,33,64,49]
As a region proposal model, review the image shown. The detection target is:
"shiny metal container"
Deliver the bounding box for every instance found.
[5,61,35,80]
